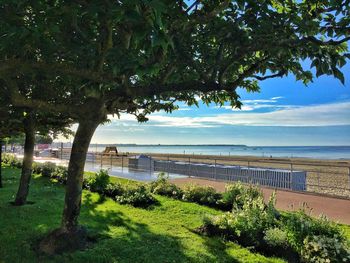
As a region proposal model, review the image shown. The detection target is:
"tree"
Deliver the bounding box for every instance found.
[0,80,73,202]
[13,110,73,206]
[0,102,72,203]
[0,0,349,254]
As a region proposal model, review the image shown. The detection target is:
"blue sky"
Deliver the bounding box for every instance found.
[83,62,350,146]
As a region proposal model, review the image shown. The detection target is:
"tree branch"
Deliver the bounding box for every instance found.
[2,77,80,118]
[252,70,287,81]
[302,36,350,46]
[0,59,122,84]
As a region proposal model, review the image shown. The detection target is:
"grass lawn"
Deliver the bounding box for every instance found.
[0,166,346,263]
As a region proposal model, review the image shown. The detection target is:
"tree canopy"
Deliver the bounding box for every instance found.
[0,0,349,254]
[0,0,349,120]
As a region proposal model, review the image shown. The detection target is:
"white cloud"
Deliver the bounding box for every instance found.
[217,104,295,112]
[133,101,350,127]
[55,101,350,143]
[177,107,192,111]
[102,101,350,129]
[270,96,284,100]
[214,95,286,112]
[242,99,277,103]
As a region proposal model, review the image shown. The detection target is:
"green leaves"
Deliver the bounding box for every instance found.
[0,0,349,122]
[332,67,345,85]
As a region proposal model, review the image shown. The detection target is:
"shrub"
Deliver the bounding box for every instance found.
[262,227,298,261]
[182,184,221,207]
[32,162,43,174]
[41,162,57,177]
[83,170,110,194]
[115,185,156,208]
[1,153,8,165]
[150,174,183,199]
[282,209,345,253]
[263,228,289,248]
[2,154,23,168]
[1,153,17,165]
[51,166,68,184]
[104,183,124,198]
[204,193,278,248]
[200,194,349,262]
[218,182,263,210]
[301,235,350,263]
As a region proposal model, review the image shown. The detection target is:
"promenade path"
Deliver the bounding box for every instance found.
[18,155,350,224]
[170,177,350,225]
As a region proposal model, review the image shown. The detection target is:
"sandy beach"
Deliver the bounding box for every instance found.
[90,151,350,198]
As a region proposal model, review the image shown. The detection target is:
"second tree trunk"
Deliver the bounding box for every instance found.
[14,116,35,205]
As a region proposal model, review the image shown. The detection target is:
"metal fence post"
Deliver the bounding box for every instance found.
[290,163,293,190]
[110,154,112,169]
[60,142,63,160]
[150,156,152,175]
[167,155,170,176]
[247,161,250,184]
[100,154,103,169]
[214,159,217,180]
[121,156,124,171]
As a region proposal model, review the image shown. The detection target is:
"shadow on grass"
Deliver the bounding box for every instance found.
[0,169,249,263]
[55,192,192,262]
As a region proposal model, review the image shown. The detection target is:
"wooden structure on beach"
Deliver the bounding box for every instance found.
[102,146,118,155]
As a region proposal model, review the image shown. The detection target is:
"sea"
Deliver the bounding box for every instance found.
[83,145,350,160]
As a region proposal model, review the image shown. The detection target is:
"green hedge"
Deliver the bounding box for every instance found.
[5,159,157,208]
[150,175,264,211]
[1,153,22,168]
[200,194,350,262]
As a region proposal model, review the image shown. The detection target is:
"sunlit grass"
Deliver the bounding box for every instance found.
[0,166,288,262]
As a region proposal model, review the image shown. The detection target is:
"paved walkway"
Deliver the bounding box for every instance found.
[170,177,350,225]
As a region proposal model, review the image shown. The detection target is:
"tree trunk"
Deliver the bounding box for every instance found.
[14,116,35,205]
[0,138,3,188]
[61,120,99,231]
[39,116,101,255]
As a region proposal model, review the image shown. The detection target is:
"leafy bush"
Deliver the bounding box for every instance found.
[301,235,350,263]
[282,209,345,253]
[1,153,15,165]
[1,153,7,165]
[83,170,110,194]
[218,182,263,210]
[51,166,68,184]
[210,194,278,247]
[2,154,22,168]
[150,174,183,199]
[262,227,298,261]
[104,183,124,199]
[115,185,156,208]
[182,184,221,207]
[32,162,43,174]
[201,193,349,262]
[41,162,57,177]
[263,228,289,248]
